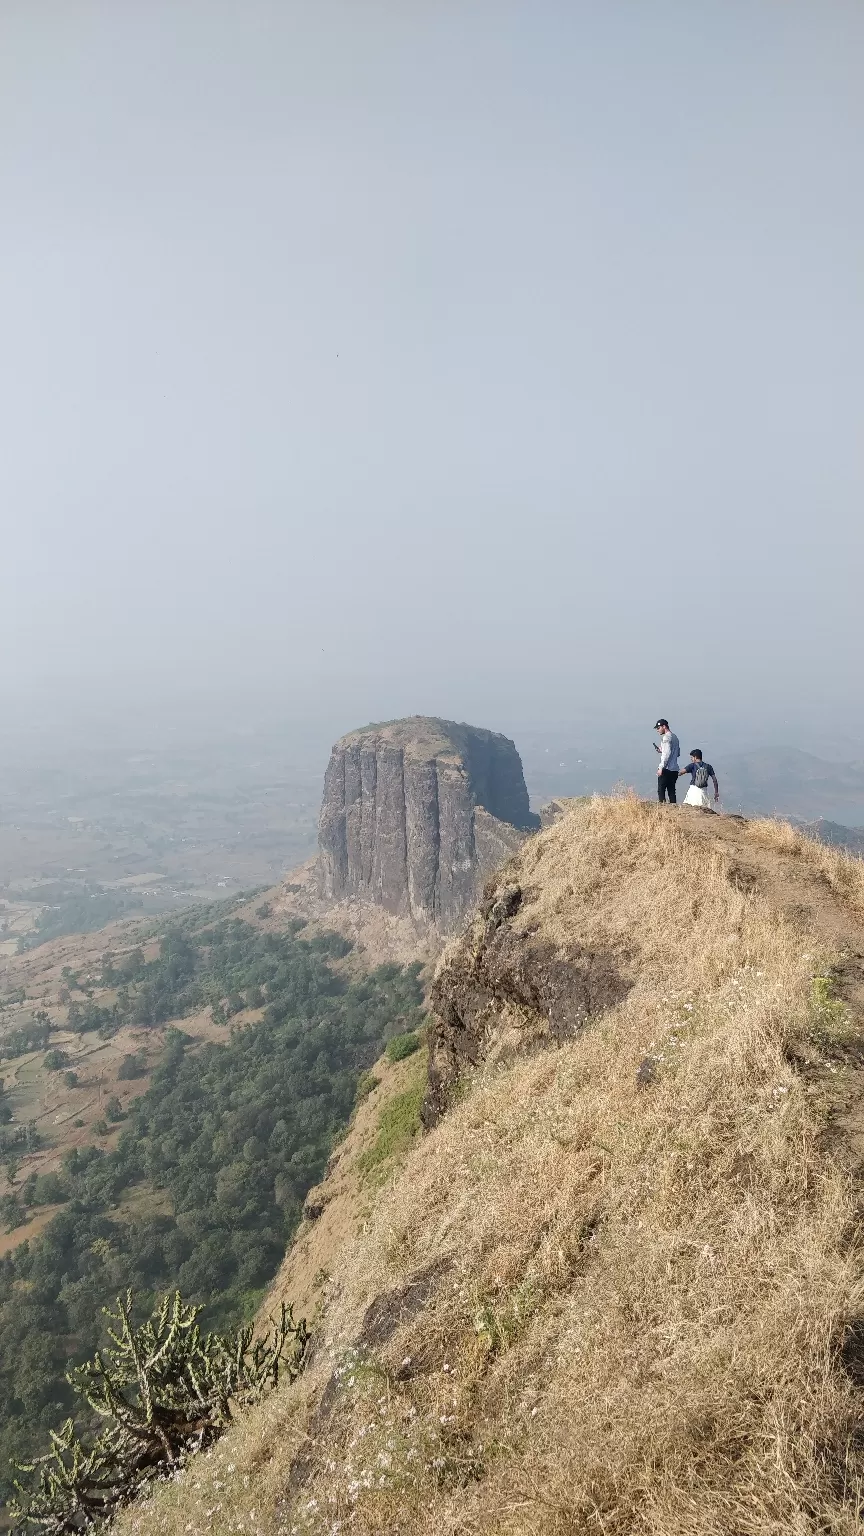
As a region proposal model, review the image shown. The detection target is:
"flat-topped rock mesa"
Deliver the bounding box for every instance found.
[317,717,540,932]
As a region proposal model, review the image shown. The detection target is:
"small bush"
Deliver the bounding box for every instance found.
[42,1049,68,1072]
[117,1053,144,1080]
[386,1030,421,1063]
[355,1070,380,1104]
[11,1289,308,1531]
[809,974,853,1045]
[63,1071,78,1088]
[474,1278,539,1356]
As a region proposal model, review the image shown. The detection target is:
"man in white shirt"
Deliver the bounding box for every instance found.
[653,718,680,803]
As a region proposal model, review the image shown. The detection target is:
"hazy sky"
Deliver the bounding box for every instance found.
[1,1,862,739]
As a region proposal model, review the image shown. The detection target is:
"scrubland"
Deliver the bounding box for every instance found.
[117,798,864,1536]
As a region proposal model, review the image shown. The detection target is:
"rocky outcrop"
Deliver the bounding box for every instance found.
[424,869,633,1125]
[317,717,539,933]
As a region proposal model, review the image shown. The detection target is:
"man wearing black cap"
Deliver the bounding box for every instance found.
[653,719,680,803]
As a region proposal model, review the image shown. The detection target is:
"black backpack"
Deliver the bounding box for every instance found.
[694,762,710,789]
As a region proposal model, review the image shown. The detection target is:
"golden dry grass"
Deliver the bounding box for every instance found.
[114,798,864,1536]
[749,815,864,916]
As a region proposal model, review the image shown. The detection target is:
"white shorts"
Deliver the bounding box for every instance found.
[683,783,713,809]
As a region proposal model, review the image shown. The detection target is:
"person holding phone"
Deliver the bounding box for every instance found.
[653,719,680,803]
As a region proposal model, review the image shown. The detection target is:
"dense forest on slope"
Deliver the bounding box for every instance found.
[0,916,424,1504]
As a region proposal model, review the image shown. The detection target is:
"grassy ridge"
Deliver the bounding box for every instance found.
[117,800,864,1536]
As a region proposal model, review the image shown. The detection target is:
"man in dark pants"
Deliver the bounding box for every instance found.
[653,718,680,803]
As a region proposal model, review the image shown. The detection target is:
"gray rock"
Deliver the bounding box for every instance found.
[318,717,539,933]
[424,867,633,1127]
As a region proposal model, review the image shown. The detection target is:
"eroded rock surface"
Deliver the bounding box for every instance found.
[425,873,633,1125]
[317,717,539,933]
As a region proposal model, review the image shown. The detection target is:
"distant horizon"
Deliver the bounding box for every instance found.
[3,685,864,830]
[2,672,862,756]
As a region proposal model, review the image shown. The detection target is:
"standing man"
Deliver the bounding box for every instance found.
[653,718,680,803]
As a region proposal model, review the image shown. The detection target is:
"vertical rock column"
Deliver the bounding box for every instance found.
[316,718,537,930]
[404,757,441,922]
[369,746,409,912]
[434,758,478,929]
[318,745,348,895]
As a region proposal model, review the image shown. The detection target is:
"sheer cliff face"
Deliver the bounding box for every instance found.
[317,717,539,932]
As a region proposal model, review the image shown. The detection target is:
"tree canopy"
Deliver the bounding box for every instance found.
[0,915,424,1508]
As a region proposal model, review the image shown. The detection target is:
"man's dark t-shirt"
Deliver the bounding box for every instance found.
[682,761,715,783]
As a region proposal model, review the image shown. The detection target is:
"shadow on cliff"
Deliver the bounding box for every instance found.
[425,874,633,1124]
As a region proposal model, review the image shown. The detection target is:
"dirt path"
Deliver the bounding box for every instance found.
[677,809,864,1165]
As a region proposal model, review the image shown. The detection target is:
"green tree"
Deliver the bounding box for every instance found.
[32,1173,68,1207]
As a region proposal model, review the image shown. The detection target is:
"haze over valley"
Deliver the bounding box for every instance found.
[4,708,864,959]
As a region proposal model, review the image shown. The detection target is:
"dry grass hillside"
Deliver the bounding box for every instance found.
[117,798,864,1536]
